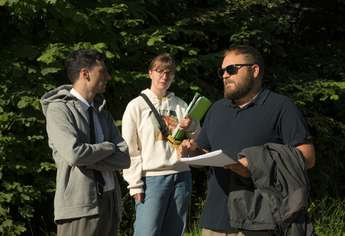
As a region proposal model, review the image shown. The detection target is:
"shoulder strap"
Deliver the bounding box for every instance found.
[139,93,170,138]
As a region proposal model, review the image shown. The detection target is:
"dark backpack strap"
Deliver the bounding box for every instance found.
[140,93,170,138]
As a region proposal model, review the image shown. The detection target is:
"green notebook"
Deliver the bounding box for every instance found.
[169,93,211,143]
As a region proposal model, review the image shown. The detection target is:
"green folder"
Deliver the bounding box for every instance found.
[170,93,211,143]
[185,93,212,121]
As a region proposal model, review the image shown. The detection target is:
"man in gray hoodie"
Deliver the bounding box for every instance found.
[41,49,130,236]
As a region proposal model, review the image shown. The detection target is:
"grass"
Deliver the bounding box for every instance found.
[184,224,201,236]
[311,198,345,236]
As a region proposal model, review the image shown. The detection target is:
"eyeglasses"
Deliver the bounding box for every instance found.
[217,64,254,78]
[153,69,175,77]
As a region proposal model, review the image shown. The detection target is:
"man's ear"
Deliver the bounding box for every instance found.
[252,64,260,79]
[80,68,89,81]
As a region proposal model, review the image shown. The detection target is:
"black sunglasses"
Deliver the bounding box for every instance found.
[217,64,254,78]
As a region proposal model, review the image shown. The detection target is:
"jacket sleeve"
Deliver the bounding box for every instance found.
[87,113,130,171]
[46,102,115,167]
[121,101,144,196]
[87,153,129,172]
[106,112,131,169]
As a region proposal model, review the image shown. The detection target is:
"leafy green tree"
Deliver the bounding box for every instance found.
[0,0,344,235]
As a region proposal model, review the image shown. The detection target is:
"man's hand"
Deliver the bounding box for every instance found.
[133,193,144,203]
[179,116,192,131]
[178,138,198,157]
[224,157,250,177]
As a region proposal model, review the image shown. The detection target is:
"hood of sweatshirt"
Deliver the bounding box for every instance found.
[40,84,106,116]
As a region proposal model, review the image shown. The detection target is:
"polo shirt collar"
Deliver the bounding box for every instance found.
[252,88,269,105]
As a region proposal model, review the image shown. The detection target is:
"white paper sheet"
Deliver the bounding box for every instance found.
[180,150,237,167]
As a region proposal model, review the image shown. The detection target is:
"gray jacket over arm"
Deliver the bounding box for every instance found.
[228,143,314,236]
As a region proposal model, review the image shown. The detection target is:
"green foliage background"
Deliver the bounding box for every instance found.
[0,0,344,235]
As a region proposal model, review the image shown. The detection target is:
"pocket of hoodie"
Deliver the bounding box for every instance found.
[63,166,74,199]
[63,167,97,205]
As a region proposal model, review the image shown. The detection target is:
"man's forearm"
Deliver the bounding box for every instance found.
[296,143,316,169]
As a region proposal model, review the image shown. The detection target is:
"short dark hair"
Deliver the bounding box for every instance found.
[224,45,264,78]
[64,49,106,84]
[148,53,176,72]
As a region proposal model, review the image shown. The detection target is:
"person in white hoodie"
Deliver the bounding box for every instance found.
[122,53,199,236]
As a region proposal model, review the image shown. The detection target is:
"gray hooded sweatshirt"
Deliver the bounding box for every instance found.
[41,84,130,222]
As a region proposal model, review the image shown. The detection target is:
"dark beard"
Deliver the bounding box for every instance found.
[224,77,254,101]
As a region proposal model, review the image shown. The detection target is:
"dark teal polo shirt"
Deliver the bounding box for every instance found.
[197,88,311,232]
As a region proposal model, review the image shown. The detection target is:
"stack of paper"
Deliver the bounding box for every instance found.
[179,150,238,167]
[168,93,211,144]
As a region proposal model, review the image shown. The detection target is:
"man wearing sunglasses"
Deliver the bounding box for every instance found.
[180,45,315,236]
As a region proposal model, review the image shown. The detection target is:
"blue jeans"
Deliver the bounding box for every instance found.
[133,171,192,236]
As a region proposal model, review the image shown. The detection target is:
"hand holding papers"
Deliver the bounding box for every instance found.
[224,157,250,177]
[179,150,238,167]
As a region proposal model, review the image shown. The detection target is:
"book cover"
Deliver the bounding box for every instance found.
[169,93,211,143]
[187,95,212,121]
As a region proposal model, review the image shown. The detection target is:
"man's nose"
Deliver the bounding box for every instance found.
[223,71,231,79]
